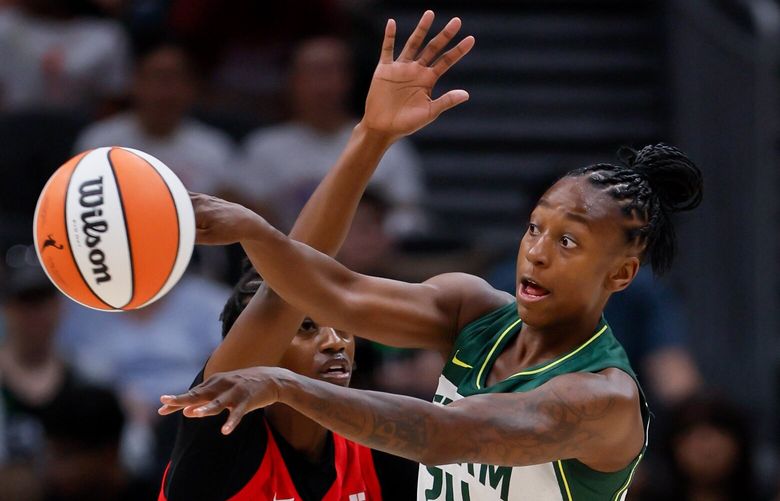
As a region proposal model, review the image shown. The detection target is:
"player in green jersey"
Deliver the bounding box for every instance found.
[158,11,703,501]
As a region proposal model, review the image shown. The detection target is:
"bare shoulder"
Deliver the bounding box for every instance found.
[549,368,639,403]
[423,272,515,332]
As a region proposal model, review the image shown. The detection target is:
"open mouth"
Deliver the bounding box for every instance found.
[518,277,551,302]
[318,359,351,384]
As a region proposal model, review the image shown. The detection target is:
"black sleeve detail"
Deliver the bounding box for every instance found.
[371,448,419,500]
[163,369,268,501]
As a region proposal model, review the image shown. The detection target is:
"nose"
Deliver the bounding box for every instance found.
[524,234,550,268]
[319,327,348,353]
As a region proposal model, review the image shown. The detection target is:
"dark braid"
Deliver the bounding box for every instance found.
[219,261,263,339]
[566,143,703,275]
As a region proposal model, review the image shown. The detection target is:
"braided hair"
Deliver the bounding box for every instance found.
[219,261,263,339]
[566,143,703,275]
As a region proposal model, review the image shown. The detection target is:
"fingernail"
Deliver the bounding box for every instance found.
[161,395,173,401]
[194,406,206,415]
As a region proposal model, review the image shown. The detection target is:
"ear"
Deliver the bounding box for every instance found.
[605,257,640,293]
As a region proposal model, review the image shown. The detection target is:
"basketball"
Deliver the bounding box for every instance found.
[32,146,195,311]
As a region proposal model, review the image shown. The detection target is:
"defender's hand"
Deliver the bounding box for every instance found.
[190,192,260,246]
[362,10,475,140]
[158,367,285,435]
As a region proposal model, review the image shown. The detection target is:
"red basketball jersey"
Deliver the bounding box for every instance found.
[160,421,382,501]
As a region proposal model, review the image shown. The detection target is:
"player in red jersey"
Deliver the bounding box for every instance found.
[158,11,474,501]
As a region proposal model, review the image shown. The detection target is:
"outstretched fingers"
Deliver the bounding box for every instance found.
[160,388,210,408]
[158,378,224,415]
[380,18,396,63]
[430,89,470,119]
[416,17,462,67]
[398,10,435,61]
[221,402,250,435]
[158,377,253,434]
[432,35,475,77]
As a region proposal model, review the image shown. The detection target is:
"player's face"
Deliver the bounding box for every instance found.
[515,177,636,327]
[279,318,356,387]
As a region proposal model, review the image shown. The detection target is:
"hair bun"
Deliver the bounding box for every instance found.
[619,143,703,212]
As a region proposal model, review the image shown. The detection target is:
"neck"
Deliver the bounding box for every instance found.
[515,311,603,368]
[265,403,329,462]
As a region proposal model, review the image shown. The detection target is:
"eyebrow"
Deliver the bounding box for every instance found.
[536,199,593,226]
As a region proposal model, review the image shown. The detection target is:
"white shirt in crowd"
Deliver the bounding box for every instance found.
[74,112,235,195]
[234,122,427,236]
[0,6,129,110]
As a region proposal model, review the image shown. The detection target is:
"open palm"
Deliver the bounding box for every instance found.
[363,11,475,139]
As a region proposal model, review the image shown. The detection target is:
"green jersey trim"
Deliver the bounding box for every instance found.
[475,318,522,389]
[474,316,609,390]
[612,452,643,501]
[510,324,608,378]
[557,461,573,501]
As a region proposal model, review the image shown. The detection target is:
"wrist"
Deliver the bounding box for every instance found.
[236,208,268,241]
[354,120,396,150]
[273,367,300,405]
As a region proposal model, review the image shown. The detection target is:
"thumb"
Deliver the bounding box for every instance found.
[430,89,470,118]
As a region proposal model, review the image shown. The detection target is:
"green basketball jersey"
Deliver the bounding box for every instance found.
[417,301,650,501]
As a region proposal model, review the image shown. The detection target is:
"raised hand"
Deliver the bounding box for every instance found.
[362,10,475,140]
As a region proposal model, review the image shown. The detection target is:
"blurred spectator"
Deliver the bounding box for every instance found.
[55,273,227,474]
[74,41,238,280]
[646,393,759,500]
[167,0,344,116]
[41,384,155,501]
[233,36,426,236]
[337,189,398,277]
[0,263,77,501]
[0,0,130,112]
[73,41,235,195]
[603,267,702,406]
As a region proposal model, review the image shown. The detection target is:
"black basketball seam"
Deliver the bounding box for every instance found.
[63,150,114,310]
[130,149,180,307]
[107,147,135,309]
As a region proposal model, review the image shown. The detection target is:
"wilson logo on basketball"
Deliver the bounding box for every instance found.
[78,176,112,284]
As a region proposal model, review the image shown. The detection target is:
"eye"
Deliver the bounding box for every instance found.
[560,235,578,248]
[299,318,318,334]
[528,223,540,236]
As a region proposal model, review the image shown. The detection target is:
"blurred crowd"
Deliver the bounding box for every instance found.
[0,0,777,499]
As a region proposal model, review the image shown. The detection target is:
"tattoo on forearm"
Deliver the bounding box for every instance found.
[286,376,617,466]
[285,382,432,460]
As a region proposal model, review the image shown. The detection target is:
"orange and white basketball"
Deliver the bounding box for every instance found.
[33,147,195,311]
